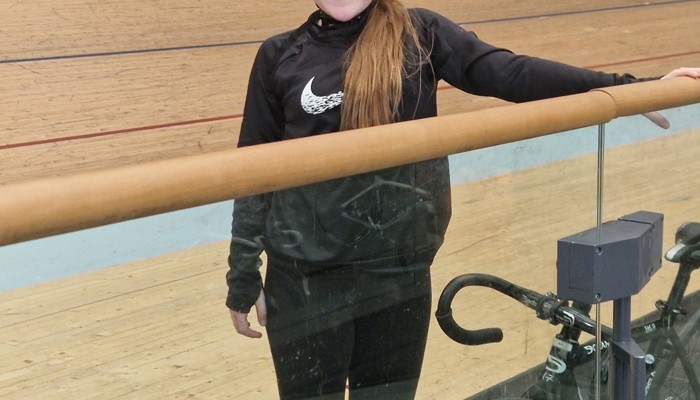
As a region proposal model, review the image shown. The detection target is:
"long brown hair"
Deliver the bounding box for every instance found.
[340,0,426,131]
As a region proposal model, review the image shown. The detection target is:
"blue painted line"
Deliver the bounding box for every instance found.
[1,104,698,292]
[0,201,234,291]
[1,0,695,65]
[0,41,261,65]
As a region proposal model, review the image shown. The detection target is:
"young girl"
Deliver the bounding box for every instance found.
[226,1,700,398]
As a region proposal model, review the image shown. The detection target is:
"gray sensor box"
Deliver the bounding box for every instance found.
[556,211,663,303]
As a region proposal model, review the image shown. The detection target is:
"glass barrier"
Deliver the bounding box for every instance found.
[442,105,700,399]
[595,104,700,400]
[434,124,601,398]
[0,110,700,400]
[2,110,700,400]
[1,1,698,398]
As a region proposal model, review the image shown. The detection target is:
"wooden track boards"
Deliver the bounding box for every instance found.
[2,129,700,399]
[1,0,699,184]
[1,0,700,398]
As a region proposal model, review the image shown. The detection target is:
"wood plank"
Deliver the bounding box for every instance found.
[0,120,240,185]
[0,45,252,146]
[1,0,663,60]
[2,2,698,186]
[0,0,309,60]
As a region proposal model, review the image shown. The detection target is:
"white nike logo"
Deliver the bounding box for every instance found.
[301,77,344,115]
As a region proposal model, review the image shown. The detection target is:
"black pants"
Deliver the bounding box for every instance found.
[264,256,432,400]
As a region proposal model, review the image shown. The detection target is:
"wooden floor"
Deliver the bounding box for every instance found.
[2,0,700,185]
[1,0,700,398]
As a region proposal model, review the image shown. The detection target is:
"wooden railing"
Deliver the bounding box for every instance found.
[1,77,699,246]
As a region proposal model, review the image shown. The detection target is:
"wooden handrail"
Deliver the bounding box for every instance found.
[1,77,699,246]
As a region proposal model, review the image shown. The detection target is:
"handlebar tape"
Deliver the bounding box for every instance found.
[435,273,509,345]
[435,308,503,345]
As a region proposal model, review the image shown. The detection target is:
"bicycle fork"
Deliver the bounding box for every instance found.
[524,302,596,400]
[525,333,593,400]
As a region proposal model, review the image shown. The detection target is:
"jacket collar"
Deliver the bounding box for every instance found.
[308,0,377,44]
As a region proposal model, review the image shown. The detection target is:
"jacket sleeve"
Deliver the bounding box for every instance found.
[226,39,285,312]
[226,194,270,312]
[418,8,653,103]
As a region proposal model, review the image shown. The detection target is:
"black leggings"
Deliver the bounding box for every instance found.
[264,257,432,400]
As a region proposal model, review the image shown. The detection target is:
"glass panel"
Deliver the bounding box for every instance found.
[433,125,601,398]
[2,114,699,399]
[434,105,700,399]
[0,123,604,400]
[595,104,700,399]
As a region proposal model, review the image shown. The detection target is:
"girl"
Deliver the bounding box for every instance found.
[226,1,700,398]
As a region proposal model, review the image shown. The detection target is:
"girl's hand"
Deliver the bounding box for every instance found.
[661,67,700,80]
[230,289,267,338]
[642,67,700,129]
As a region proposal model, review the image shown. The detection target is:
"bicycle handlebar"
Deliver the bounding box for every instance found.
[435,274,505,345]
[438,222,700,346]
[435,273,612,346]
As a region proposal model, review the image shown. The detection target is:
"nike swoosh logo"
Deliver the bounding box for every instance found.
[301,77,344,115]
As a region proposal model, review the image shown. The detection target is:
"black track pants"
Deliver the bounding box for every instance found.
[264,257,432,400]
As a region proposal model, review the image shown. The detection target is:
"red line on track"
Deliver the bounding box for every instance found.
[0,114,242,150]
[585,50,700,69]
[3,50,698,151]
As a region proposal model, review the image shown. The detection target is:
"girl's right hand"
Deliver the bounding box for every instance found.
[229,289,267,338]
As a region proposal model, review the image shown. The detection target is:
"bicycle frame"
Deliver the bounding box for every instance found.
[538,257,700,399]
[436,222,700,400]
[631,257,700,399]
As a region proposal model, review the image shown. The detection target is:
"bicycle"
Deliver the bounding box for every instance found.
[435,221,700,400]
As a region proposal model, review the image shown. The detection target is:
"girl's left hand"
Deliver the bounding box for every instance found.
[643,67,700,129]
[661,67,700,80]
